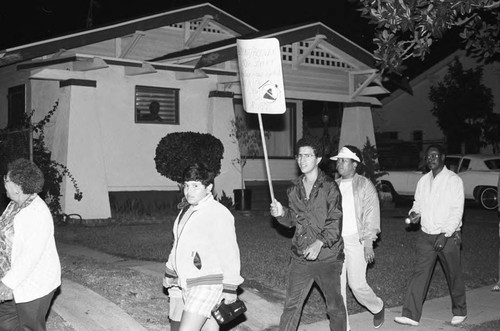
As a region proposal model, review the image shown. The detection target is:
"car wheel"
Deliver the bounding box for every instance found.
[479,187,498,210]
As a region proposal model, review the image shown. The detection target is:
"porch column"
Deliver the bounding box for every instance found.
[338,103,377,151]
[207,91,240,200]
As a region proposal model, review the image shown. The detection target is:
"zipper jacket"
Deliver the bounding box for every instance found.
[276,170,344,262]
[165,194,243,294]
[336,173,381,247]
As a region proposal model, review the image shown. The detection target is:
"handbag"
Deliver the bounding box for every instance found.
[211,298,247,325]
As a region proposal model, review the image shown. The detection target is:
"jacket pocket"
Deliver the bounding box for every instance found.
[193,252,202,270]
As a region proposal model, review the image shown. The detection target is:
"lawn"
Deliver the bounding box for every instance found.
[54,205,499,323]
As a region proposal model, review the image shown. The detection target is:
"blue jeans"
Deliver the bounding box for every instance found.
[279,258,346,331]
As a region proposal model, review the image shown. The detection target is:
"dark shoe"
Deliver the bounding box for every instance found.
[373,303,385,328]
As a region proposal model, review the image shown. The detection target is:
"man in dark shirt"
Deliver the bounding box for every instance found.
[270,136,345,331]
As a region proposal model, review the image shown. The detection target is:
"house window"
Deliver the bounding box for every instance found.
[7,85,25,129]
[233,99,296,158]
[135,86,179,124]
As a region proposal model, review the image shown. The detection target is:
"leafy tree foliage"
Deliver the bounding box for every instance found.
[356,0,500,75]
[428,58,496,153]
[229,115,269,190]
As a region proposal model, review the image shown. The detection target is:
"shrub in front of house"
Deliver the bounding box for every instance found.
[154,131,224,183]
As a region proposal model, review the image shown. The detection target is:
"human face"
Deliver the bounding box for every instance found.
[425,147,445,174]
[336,158,357,179]
[3,173,19,202]
[296,146,321,175]
[183,180,212,206]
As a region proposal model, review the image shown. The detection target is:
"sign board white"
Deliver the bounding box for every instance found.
[236,38,286,114]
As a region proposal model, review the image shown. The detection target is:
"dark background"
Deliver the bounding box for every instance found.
[0,0,372,50]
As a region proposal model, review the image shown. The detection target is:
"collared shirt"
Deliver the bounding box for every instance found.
[411,166,464,236]
[339,178,358,237]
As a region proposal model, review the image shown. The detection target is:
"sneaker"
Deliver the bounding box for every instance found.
[451,316,467,325]
[373,303,385,328]
[394,316,419,326]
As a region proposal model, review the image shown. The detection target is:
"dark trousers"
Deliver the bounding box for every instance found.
[0,289,56,331]
[402,231,467,321]
[279,258,346,331]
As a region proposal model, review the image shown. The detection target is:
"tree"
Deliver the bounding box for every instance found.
[428,58,495,153]
[356,0,500,75]
[229,115,268,190]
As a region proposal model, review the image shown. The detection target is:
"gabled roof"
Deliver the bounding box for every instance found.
[0,2,257,68]
[152,22,376,69]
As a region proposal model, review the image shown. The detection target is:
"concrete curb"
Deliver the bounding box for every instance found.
[298,286,500,331]
[52,279,148,331]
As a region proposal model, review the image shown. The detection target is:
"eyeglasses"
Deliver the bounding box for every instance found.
[426,153,441,161]
[295,154,315,160]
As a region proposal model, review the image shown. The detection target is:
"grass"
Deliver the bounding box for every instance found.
[55,205,499,323]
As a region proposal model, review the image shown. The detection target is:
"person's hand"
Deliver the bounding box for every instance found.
[221,292,237,304]
[303,239,323,260]
[270,199,283,218]
[364,246,375,264]
[0,282,13,302]
[433,233,448,252]
[408,211,421,223]
[163,276,179,288]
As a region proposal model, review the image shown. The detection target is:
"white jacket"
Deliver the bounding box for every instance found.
[165,195,243,293]
[2,196,61,302]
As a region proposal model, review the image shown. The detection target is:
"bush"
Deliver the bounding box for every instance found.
[0,101,82,215]
[361,137,387,191]
[154,132,224,183]
[215,190,234,210]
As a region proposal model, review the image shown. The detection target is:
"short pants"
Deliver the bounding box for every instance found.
[183,284,223,318]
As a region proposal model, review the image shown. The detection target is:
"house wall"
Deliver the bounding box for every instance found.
[374,52,500,152]
[25,63,239,219]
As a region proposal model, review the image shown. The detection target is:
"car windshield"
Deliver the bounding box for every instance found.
[484,159,500,170]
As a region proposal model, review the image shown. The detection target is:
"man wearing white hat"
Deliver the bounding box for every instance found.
[332,145,385,329]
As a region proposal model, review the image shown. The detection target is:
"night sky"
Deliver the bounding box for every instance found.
[0,0,373,50]
[1,0,462,81]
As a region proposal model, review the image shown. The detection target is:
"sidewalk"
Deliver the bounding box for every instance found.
[54,242,500,331]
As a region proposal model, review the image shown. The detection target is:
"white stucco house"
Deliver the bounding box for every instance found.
[0,3,388,219]
[373,50,500,157]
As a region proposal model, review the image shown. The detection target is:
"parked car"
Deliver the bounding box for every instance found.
[380,154,500,210]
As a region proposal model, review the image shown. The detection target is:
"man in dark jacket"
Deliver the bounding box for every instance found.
[270,136,345,331]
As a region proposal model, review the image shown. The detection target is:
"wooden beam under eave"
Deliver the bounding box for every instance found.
[125,62,157,76]
[349,69,386,100]
[74,57,108,71]
[358,86,390,96]
[185,15,214,49]
[175,69,208,80]
[120,31,145,58]
[29,68,86,81]
[292,34,326,70]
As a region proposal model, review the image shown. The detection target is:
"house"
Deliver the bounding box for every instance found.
[373,50,500,161]
[0,3,388,219]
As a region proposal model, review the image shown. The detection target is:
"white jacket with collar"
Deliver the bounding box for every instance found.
[336,173,381,247]
[2,195,61,303]
[165,195,243,294]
